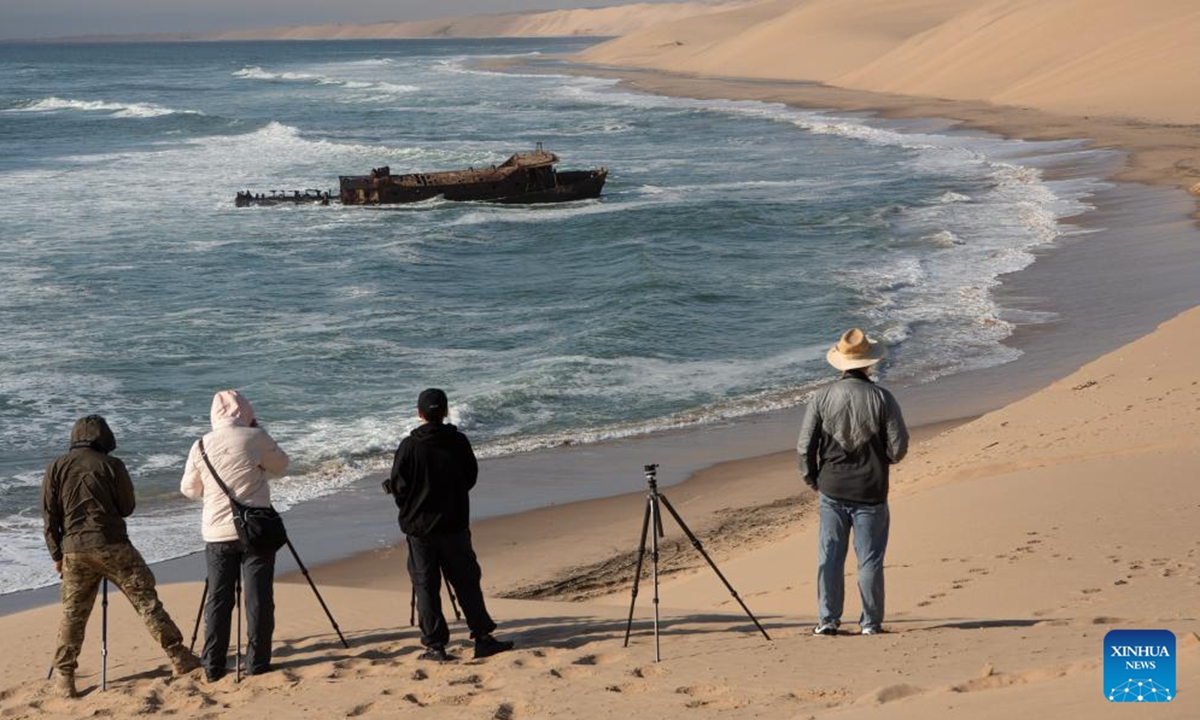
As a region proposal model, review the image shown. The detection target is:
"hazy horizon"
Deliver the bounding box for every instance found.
[0,0,676,41]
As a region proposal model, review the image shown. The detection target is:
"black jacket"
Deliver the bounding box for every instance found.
[42,415,135,560]
[386,422,478,537]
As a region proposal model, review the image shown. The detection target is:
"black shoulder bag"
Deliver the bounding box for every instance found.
[198,438,289,554]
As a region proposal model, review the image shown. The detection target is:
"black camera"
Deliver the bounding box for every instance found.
[643,463,658,475]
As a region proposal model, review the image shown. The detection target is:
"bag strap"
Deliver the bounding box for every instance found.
[198,438,245,507]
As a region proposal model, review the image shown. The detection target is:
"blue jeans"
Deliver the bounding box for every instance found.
[816,493,890,628]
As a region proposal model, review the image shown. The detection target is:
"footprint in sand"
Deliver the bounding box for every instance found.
[493,704,515,720]
[675,684,747,710]
[447,673,486,689]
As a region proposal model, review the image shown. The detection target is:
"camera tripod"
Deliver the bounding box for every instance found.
[188,536,349,681]
[623,464,771,661]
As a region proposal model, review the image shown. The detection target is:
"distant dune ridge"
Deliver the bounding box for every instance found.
[581,0,1200,125]
[199,0,1200,126]
[203,2,744,41]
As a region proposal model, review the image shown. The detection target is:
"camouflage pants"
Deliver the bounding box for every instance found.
[55,543,185,675]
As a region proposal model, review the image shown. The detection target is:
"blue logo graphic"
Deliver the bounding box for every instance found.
[1104,629,1176,702]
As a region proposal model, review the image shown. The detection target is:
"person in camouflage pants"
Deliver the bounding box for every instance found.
[43,415,199,697]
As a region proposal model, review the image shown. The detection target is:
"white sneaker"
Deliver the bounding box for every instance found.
[860,625,883,635]
[812,621,840,636]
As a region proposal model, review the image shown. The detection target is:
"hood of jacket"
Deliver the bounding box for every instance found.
[410,421,461,445]
[210,389,257,430]
[69,414,117,453]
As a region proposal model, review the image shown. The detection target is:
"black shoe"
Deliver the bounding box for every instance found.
[245,664,273,676]
[418,645,456,662]
[473,634,514,659]
[204,667,226,683]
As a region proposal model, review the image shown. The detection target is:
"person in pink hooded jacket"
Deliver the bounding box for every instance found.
[181,390,289,682]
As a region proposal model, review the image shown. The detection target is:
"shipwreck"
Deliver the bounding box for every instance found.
[235,145,607,207]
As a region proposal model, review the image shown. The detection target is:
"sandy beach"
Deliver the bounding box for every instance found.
[4,0,1200,717]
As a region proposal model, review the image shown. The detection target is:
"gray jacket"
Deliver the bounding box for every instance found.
[797,371,908,504]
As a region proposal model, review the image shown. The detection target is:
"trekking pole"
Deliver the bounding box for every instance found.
[235,574,242,683]
[410,586,417,626]
[189,578,209,653]
[101,577,109,691]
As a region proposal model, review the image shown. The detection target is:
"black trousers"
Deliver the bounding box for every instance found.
[203,541,276,674]
[407,530,496,648]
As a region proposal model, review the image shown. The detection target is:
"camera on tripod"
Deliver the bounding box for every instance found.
[643,463,658,476]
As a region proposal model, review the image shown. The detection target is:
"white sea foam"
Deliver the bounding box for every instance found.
[232,66,319,82]
[922,230,965,248]
[233,65,418,97]
[9,96,198,118]
[938,191,971,203]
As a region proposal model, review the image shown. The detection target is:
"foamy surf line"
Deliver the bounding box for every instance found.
[232,65,419,94]
[6,96,200,118]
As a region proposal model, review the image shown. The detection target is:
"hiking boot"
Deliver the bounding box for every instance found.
[473,634,514,659]
[204,667,226,683]
[812,621,840,637]
[167,645,202,675]
[52,672,78,699]
[417,645,456,662]
[860,625,884,636]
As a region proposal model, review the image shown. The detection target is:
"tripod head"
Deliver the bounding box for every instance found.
[643,463,659,491]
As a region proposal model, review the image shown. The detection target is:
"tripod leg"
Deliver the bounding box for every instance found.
[623,498,653,647]
[190,578,209,653]
[650,496,661,662]
[101,577,108,691]
[658,494,771,641]
[285,540,350,649]
[235,573,242,683]
[443,572,461,621]
[410,586,416,627]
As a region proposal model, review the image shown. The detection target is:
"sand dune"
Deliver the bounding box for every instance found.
[581,0,1200,125]
[204,3,743,41]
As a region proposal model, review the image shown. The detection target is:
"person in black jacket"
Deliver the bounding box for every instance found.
[385,388,513,661]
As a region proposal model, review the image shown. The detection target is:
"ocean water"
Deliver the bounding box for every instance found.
[0,38,1113,594]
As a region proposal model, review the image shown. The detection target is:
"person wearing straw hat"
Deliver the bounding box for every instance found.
[797,328,908,636]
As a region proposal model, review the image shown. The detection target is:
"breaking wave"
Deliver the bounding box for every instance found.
[8,96,199,118]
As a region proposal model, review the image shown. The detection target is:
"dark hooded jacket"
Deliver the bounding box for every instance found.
[41,415,136,561]
[386,422,478,537]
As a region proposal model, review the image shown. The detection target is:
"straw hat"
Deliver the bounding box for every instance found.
[826,328,888,371]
